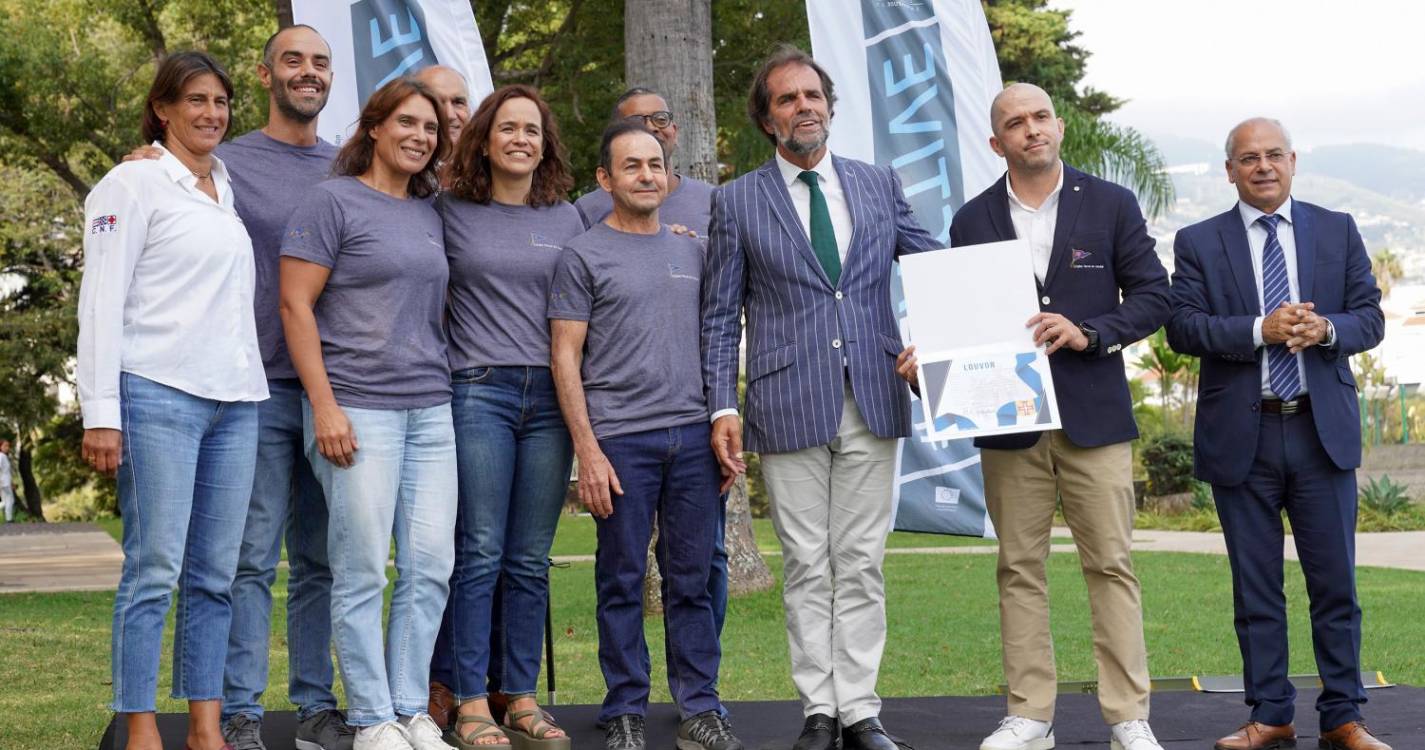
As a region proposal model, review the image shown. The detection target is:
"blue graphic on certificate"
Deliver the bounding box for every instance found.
[915,344,1060,442]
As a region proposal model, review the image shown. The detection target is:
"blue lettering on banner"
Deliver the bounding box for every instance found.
[859,0,988,538]
[350,0,438,105]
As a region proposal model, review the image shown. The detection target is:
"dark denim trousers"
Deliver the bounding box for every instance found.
[594,422,722,722]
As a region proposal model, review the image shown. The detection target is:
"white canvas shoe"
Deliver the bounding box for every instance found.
[352,721,413,750]
[398,714,448,750]
[1110,719,1164,750]
[980,715,1055,750]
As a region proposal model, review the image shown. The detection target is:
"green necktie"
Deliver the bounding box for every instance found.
[797,170,841,285]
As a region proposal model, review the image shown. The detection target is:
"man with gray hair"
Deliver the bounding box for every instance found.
[1168,117,1386,750]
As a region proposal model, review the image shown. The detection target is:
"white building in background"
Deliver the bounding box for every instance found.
[1375,283,1425,389]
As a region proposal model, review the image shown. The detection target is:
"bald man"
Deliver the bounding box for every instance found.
[416,65,471,145]
[904,83,1169,750]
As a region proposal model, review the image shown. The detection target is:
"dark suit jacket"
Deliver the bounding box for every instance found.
[1166,200,1384,486]
[950,164,1170,450]
[701,155,941,454]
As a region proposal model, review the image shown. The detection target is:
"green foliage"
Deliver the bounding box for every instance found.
[1140,432,1194,496]
[1359,475,1413,516]
[1059,106,1174,219]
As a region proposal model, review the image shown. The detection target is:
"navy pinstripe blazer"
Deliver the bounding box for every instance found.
[701,154,941,454]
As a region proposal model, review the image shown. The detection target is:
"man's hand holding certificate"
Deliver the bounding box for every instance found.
[896,239,1062,441]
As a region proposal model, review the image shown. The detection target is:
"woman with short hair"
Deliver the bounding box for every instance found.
[279,76,456,750]
[78,50,267,750]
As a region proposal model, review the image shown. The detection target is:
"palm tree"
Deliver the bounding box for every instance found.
[1059,105,1175,219]
[1372,248,1403,299]
[1135,328,1196,429]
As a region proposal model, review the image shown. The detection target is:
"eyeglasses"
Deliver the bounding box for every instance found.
[1232,150,1290,167]
[624,111,674,129]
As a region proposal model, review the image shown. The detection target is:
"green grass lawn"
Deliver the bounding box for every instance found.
[95,513,1062,558]
[2,550,1422,750]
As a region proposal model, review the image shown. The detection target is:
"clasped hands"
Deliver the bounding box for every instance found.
[1263,301,1328,353]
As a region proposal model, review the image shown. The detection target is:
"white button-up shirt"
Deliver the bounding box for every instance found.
[1240,197,1320,398]
[77,144,268,429]
[776,150,854,264]
[1005,164,1064,283]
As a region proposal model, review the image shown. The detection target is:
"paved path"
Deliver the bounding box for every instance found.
[2,521,1422,595]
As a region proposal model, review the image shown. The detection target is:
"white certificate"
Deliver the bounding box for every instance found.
[900,240,1061,441]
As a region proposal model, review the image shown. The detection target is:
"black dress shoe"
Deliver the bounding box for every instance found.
[841,718,900,750]
[793,713,841,750]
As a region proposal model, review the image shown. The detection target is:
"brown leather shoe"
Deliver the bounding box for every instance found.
[429,680,458,731]
[1214,722,1297,749]
[1319,721,1391,750]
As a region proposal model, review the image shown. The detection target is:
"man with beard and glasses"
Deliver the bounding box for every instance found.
[131,24,352,750]
[701,46,939,750]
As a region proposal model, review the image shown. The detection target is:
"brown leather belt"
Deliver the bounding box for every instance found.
[1261,396,1310,414]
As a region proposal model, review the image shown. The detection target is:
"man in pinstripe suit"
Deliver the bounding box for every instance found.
[700,46,941,750]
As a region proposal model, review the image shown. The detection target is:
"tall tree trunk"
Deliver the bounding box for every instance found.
[626,0,773,608]
[17,433,46,521]
[274,0,294,28]
[623,0,717,182]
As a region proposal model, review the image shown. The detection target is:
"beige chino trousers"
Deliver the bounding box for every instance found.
[980,431,1151,724]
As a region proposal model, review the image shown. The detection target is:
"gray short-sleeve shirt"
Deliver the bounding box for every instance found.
[547,223,708,439]
[280,176,451,410]
[438,197,586,369]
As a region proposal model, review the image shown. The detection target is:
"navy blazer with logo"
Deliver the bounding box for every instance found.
[950,164,1171,450]
[1166,200,1383,486]
[701,155,941,454]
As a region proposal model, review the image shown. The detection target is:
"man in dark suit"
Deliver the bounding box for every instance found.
[903,83,1170,750]
[701,45,941,750]
[1167,117,1387,750]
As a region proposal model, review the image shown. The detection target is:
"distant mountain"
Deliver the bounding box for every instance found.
[1303,144,1425,203]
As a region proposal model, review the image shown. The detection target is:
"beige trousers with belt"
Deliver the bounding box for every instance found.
[981,430,1151,724]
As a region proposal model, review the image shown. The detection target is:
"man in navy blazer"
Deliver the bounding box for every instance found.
[701,46,940,750]
[904,83,1170,750]
[1167,118,1387,750]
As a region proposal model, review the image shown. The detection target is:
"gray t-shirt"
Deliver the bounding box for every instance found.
[438,197,585,369]
[574,174,715,236]
[216,130,338,380]
[280,177,451,410]
[547,223,708,439]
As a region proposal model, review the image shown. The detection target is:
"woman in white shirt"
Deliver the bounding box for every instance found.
[76,51,267,750]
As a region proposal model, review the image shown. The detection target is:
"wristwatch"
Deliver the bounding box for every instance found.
[1077,322,1100,354]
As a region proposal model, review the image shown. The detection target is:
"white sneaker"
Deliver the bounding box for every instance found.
[398,714,448,750]
[1110,719,1163,750]
[980,715,1055,750]
[353,721,413,750]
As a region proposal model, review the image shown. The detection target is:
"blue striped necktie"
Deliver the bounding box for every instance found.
[1258,213,1301,401]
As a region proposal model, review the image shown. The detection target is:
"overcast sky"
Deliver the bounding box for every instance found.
[1049,0,1425,152]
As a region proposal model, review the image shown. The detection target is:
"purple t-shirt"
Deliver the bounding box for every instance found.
[437,197,585,370]
[547,223,708,439]
[574,174,715,236]
[215,130,338,380]
[280,177,451,410]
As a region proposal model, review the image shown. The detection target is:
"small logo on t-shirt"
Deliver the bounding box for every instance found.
[668,262,698,281]
[530,233,562,250]
[90,215,118,234]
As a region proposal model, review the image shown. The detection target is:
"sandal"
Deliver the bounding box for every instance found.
[503,708,572,750]
[452,713,510,749]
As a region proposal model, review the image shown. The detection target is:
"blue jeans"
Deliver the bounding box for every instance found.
[224,378,337,721]
[305,400,458,726]
[111,373,258,712]
[432,366,573,700]
[595,422,722,722]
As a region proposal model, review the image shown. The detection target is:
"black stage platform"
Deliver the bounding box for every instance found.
[101,687,1425,749]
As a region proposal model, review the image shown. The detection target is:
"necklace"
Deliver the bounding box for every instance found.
[191,169,212,181]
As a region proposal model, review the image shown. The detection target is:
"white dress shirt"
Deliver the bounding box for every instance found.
[712,151,857,425]
[1240,197,1333,398]
[1005,164,1063,283]
[775,150,854,264]
[77,143,268,430]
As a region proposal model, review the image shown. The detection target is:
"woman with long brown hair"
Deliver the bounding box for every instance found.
[278,76,455,750]
[428,84,580,750]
